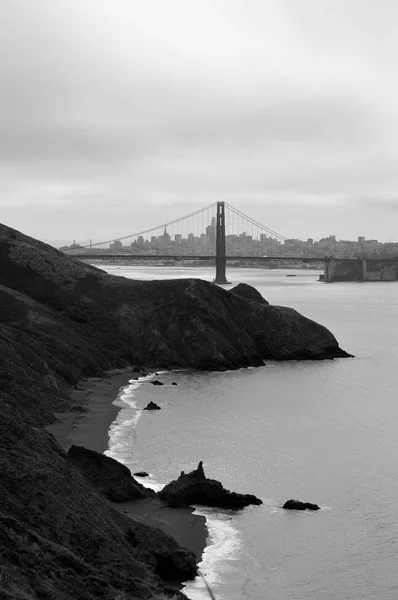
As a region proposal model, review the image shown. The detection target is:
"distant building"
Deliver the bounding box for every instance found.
[163,227,171,243]
[110,240,124,252]
[206,217,216,245]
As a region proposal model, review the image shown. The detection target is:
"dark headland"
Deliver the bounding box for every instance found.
[0,223,352,599]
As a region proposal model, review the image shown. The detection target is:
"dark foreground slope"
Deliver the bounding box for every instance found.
[0,413,196,599]
[0,223,351,599]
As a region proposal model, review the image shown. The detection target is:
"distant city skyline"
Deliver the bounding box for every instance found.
[61,229,398,249]
[63,213,398,260]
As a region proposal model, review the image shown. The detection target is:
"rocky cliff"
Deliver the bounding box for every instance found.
[0,223,351,599]
[0,224,350,408]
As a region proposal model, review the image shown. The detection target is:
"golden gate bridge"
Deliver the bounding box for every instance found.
[65,201,324,283]
[64,202,398,283]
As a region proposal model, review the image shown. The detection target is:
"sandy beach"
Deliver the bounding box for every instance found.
[46,368,135,453]
[46,368,208,563]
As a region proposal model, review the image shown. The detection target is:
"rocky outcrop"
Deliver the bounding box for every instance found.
[159,461,262,509]
[151,380,164,386]
[134,471,150,477]
[144,401,161,410]
[67,445,154,502]
[283,499,321,511]
[230,282,269,305]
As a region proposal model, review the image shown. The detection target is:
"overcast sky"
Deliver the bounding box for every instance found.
[1,0,398,245]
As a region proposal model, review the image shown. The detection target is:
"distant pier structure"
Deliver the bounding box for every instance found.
[324,257,398,282]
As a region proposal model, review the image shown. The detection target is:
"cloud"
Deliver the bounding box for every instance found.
[1,0,398,240]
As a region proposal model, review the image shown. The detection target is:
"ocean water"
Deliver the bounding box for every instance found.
[103,265,398,600]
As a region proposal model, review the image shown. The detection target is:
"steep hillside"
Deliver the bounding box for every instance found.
[0,223,350,423]
[0,222,351,599]
[0,412,195,599]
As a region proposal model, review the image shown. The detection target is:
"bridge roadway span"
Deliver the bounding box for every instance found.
[72,254,323,262]
[69,254,398,282]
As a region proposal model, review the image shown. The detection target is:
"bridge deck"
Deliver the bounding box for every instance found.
[69,254,324,262]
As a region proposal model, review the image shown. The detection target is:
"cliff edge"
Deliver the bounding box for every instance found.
[0,224,350,407]
[0,223,351,599]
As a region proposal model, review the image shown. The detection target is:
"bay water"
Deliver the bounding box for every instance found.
[103,265,398,600]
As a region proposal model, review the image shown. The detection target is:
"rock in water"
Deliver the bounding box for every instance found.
[151,380,164,385]
[283,499,321,511]
[158,461,262,509]
[67,445,154,502]
[133,471,150,477]
[144,401,161,410]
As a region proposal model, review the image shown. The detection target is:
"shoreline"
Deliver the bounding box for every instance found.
[46,367,134,453]
[46,367,209,568]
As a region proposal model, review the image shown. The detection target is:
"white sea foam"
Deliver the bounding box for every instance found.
[183,507,242,600]
[135,477,164,493]
[120,467,243,600]
[104,370,242,600]
[104,373,156,463]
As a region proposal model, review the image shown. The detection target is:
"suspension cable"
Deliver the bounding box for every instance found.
[224,202,322,257]
[65,202,218,250]
[67,200,323,257]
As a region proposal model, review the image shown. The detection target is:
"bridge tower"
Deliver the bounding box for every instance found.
[215,201,228,284]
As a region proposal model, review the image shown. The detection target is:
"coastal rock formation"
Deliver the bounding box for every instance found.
[159,461,262,509]
[144,401,161,410]
[283,499,321,511]
[67,445,154,502]
[230,282,269,305]
[134,471,150,477]
[151,380,164,385]
[0,222,351,398]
